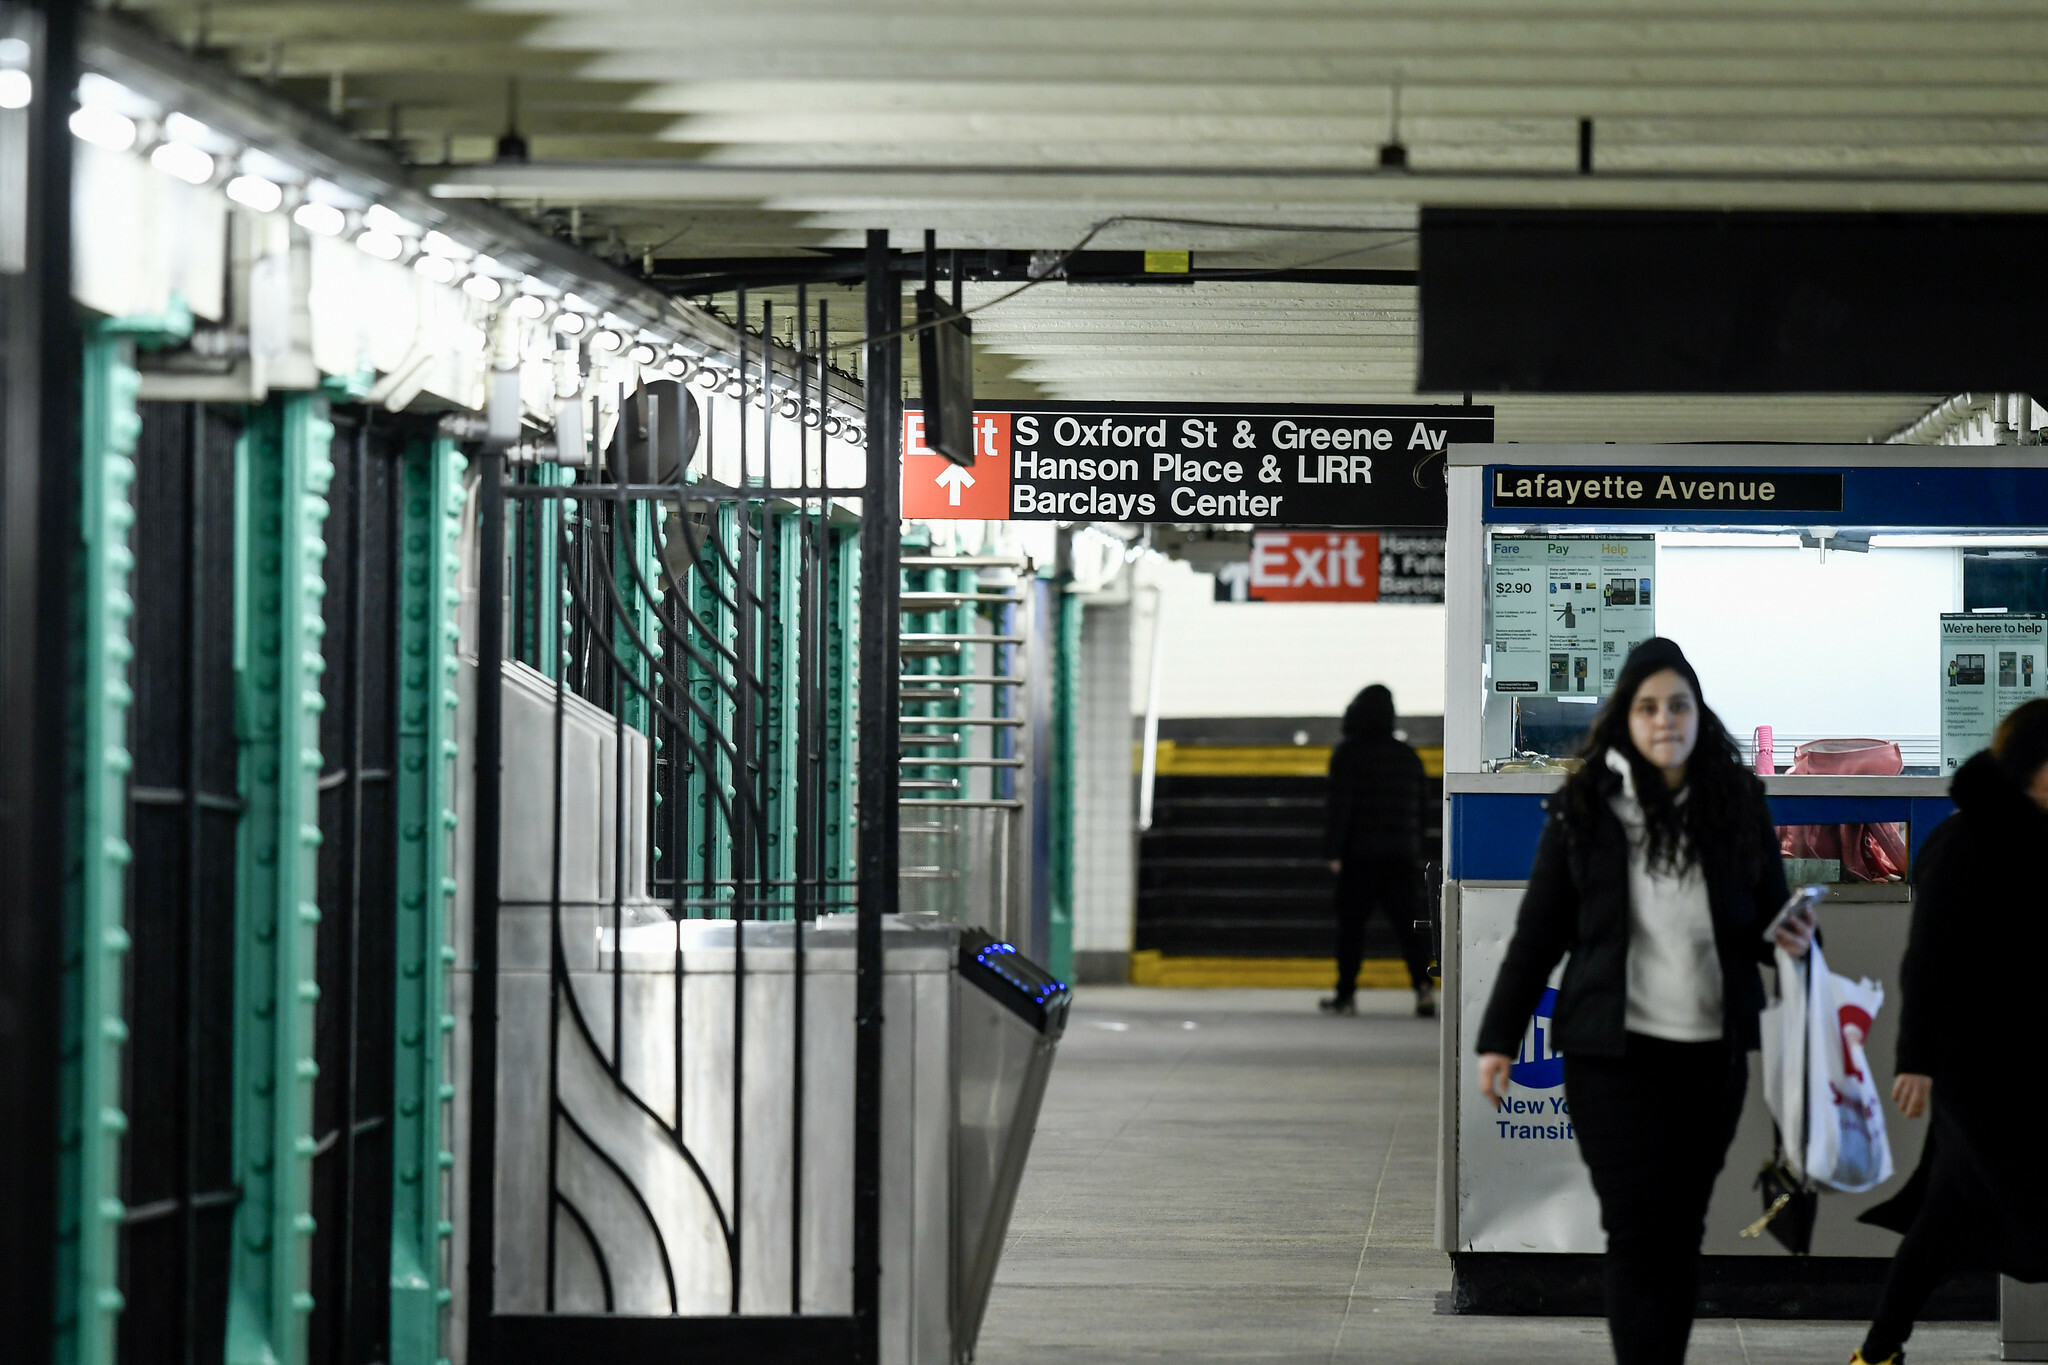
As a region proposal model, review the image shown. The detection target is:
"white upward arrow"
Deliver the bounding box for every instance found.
[935,463,976,506]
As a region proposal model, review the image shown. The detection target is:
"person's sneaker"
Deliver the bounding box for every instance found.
[1849,1351,1902,1364]
[1414,985,1438,1018]
[1318,995,1357,1016]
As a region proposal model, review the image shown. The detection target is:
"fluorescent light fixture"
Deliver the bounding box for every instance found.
[463,274,504,302]
[1869,533,2048,548]
[628,343,657,365]
[589,329,624,354]
[552,311,587,336]
[414,254,459,285]
[420,230,471,259]
[356,229,404,261]
[162,112,217,149]
[293,200,346,236]
[509,294,547,320]
[150,140,216,186]
[225,174,283,212]
[238,147,299,186]
[362,203,420,239]
[69,103,137,151]
[1656,532,1802,548]
[0,70,30,111]
[77,74,148,117]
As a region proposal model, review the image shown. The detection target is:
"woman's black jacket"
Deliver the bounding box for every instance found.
[1858,750,2048,1274]
[1474,759,1790,1059]
[1890,749,2048,1083]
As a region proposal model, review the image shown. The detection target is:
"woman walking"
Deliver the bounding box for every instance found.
[1849,699,2048,1364]
[1475,637,1814,1365]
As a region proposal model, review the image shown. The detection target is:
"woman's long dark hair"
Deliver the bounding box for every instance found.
[1555,637,1766,877]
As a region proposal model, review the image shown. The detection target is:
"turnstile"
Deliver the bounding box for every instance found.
[477,909,1067,1365]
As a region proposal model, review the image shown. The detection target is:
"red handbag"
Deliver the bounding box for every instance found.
[1778,740,1908,881]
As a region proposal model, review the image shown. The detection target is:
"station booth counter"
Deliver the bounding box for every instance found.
[1435,443,2048,1326]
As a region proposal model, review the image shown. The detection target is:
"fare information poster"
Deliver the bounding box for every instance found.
[1490,534,1657,698]
[1940,613,2047,773]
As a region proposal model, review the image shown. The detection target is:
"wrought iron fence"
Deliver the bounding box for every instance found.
[468,287,880,1362]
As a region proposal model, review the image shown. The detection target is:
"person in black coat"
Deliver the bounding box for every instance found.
[1849,699,2048,1365]
[1475,638,1815,1365]
[1320,684,1433,1016]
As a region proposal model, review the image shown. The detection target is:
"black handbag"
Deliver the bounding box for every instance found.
[1746,1151,1819,1254]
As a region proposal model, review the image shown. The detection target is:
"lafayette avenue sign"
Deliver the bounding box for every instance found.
[904,402,1493,526]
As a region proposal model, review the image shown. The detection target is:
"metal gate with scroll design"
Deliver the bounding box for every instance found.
[467,281,892,1365]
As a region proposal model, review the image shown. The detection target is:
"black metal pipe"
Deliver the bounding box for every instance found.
[853,229,899,1365]
[180,404,205,1365]
[1,7,78,1362]
[789,282,811,1312]
[467,449,507,1364]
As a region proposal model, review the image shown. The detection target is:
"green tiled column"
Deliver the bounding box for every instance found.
[823,525,861,903]
[389,437,465,1365]
[762,510,803,915]
[226,395,333,1365]
[55,325,144,1365]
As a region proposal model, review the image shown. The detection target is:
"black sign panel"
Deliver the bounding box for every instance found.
[1488,468,1844,514]
[1420,208,2048,394]
[905,402,1492,527]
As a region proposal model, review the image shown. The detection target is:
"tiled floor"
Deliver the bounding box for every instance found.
[974,987,1997,1363]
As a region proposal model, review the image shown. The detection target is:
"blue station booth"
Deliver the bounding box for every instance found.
[1435,443,2048,1319]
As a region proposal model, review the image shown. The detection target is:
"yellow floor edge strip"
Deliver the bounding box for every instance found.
[1127,951,1415,989]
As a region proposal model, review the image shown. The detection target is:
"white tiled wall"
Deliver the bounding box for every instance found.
[1072,602,1135,957]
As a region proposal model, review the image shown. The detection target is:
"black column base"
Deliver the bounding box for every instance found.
[1447,1252,1996,1320]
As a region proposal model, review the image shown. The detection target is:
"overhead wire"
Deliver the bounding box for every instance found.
[822,214,1418,356]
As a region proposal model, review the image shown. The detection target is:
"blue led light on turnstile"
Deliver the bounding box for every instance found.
[972,941,1067,1003]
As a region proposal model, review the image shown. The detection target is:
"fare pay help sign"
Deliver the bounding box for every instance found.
[903,403,1492,525]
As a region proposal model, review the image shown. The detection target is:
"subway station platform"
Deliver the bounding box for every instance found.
[976,988,1998,1364]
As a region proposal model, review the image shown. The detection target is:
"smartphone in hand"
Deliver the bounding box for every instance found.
[1762,883,1828,944]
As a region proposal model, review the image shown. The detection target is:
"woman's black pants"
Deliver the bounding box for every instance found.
[1861,1203,1962,1360]
[1564,1033,1748,1365]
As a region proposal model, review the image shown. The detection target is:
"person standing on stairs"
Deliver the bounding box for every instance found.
[1320,684,1436,1017]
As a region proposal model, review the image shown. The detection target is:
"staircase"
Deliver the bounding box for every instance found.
[1135,737,1443,969]
[1138,774,1338,957]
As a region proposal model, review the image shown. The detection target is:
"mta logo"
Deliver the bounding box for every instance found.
[1510,987,1565,1089]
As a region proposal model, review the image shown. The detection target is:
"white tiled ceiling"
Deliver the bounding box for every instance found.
[126,0,2027,438]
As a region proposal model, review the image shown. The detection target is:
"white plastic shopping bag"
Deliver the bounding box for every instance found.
[1759,943,1894,1193]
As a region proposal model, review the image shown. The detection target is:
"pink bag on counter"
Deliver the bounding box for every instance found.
[1790,739,1902,776]
[1778,739,1907,881]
